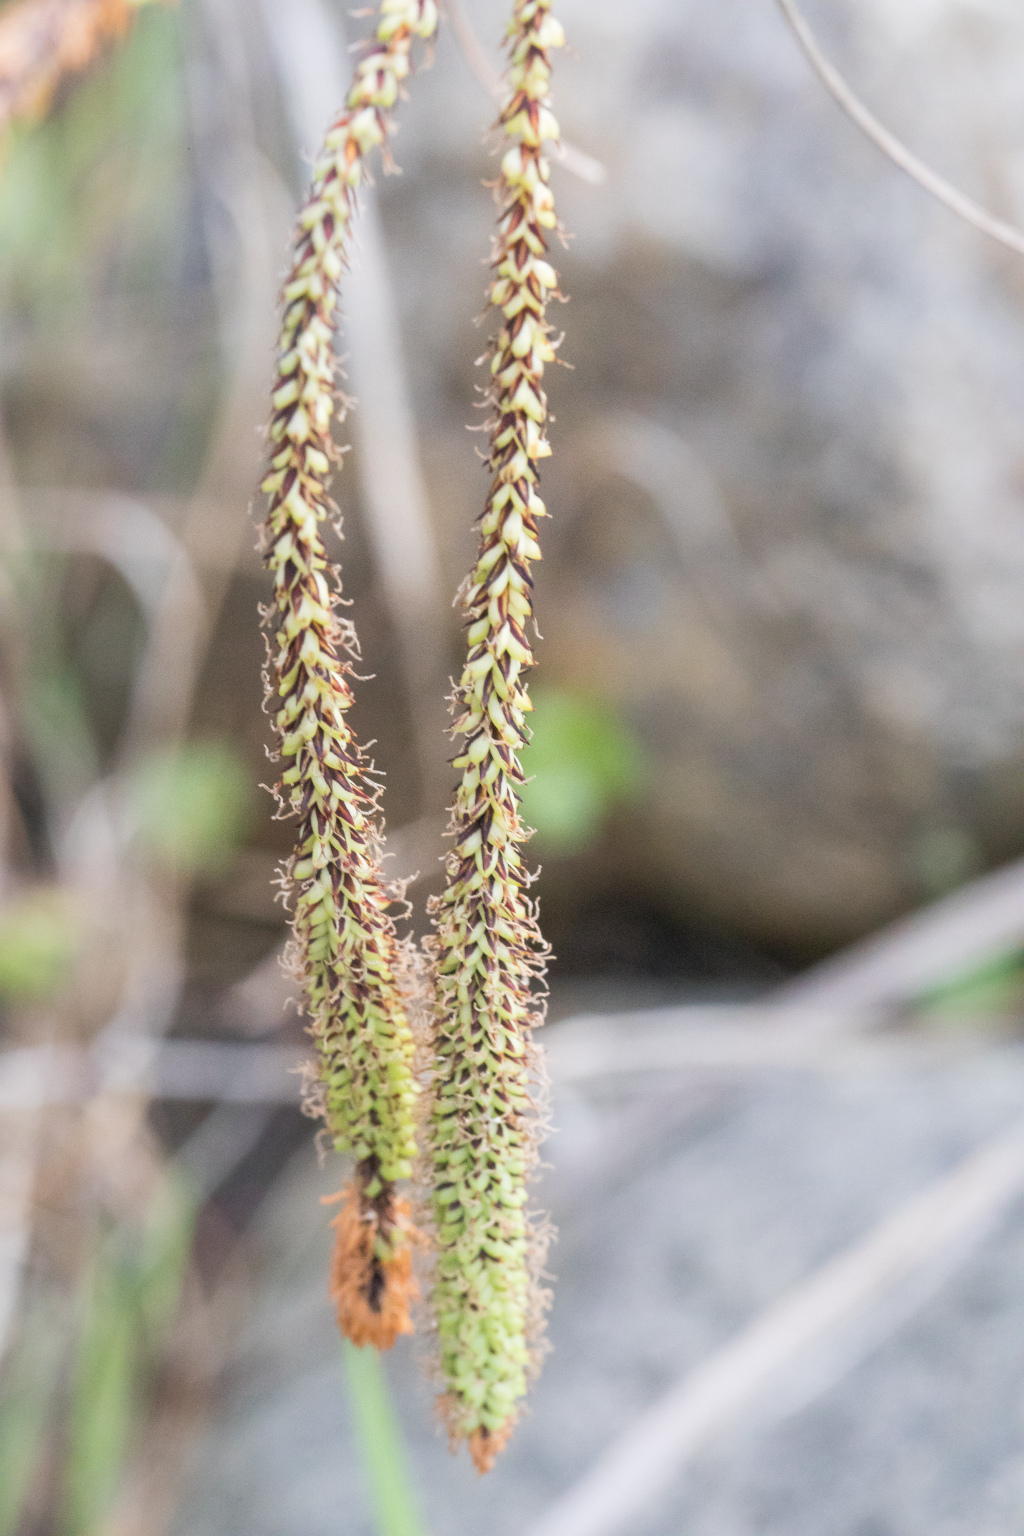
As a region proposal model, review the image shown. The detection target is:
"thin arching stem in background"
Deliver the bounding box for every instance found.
[774,0,1024,259]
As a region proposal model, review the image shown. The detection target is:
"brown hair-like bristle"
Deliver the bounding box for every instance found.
[468,1422,515,1476]
[327,1182,419,1351]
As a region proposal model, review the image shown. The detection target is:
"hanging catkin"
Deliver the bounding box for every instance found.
[260,0,437,1351]
[426,0,565,1473]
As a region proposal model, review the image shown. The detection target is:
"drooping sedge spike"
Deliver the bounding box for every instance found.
[260,0,438,1350]
[426,0,566,1473]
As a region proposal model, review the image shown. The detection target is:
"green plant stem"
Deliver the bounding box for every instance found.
[61,1168,198,1536]
[341,1340,426,1536]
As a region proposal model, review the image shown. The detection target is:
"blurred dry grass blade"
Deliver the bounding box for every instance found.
[546,1009,981,1082]
[0,1039,306,1111]
[526,1115,1024,1536]
[6,494,205,1053]
[0,1110,40,1365]
[0,1017,944,1125]
[14,490,206,781]
[0,8,284,1522]
[139,0,289,755]
[562,412,745,596]
[257,0,450,810]
[0,1000,987,1124]
[64,0,288,1049]
[774,0,1024,258]
[0,843,1018,1116]
[775,853,1024,1017]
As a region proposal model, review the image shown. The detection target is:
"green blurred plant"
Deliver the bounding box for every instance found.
[909,825,980,901]
[14,552,104,826]
[0,1167,198,1536]
[61,1170,197,1536]
[0,886,83,1003]
[0,0,185,317]
[128,739,253,876]
[519,687,645,852]
[916,948,1024,1027]
[341,1340,426,1536]
[0,1309,64,1536]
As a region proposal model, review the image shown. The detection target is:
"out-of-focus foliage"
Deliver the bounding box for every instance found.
[62,1170,197,1535]
[128,739,253,876]
[0,0,185,315]
[0,0,184,302]
[0,0,209,495]
[0,1310,62,1536]
[519,687,644,852]
[0,1169,197,1536]
[917,948,1024,1026]
[0,886,83,1002]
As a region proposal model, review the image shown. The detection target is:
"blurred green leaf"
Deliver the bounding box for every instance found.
[519,688,645,852]
[916,948,1024,1026]
[62,1171,198,1536]
[22,644,101,819]
[134,1170,200,1342]
[0,1314,64,1536]
[63,1299,135,1536]
[128,740,253,875]
[0,2,186,315]
[0,888,83,1004]
[342,1341,426,1536]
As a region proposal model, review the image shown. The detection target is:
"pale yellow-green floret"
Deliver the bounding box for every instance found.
[262,1,437,1208]
[427,0,565,1474]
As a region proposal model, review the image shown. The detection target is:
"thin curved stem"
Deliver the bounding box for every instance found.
[774,0,1024,260]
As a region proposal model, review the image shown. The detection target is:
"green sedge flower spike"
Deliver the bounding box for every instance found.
[427,0,565,1474]
[261,0,438,1351]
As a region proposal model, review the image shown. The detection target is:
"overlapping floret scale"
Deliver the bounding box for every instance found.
[260,1,437,1297]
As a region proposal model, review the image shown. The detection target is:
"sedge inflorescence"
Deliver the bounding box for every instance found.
[257,0,569,1463]
[261,0,437,1351]
[426,0,565,1474]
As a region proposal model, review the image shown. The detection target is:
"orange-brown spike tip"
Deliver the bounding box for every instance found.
[468,1422,514,1475]
[327,1183,419,1350]
[437,1395,516,1474]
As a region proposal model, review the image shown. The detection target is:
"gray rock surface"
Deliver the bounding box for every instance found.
[7,0,1024,957]
[173,1035,1024,1536]
[374,0,1024,950]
